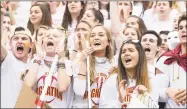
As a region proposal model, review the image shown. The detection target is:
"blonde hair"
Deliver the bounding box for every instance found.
[88,25,114,84]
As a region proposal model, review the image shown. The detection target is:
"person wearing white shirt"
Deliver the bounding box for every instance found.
[140,30,162,75]
[68,9,104,57]
[48,1,65,28]
[1,26,32,108]
[27,3,52,37]
[23,28,72,108]
[155,13,186,108]
[69,20,92,61]
[72,25,114,108]
[143,1,174,33]
[61,1,85,37]
[99,39,159,108]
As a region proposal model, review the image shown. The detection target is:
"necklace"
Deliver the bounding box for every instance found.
[44,60,52,68]
[95,57,107,64]
[172,63,180,82]
[127,75,135,86]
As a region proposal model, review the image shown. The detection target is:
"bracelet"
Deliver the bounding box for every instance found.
[73,49,77,52]
[57,62,65,69]
[21,69,29,81]
[33,59,41,65]
[78,73,86,76]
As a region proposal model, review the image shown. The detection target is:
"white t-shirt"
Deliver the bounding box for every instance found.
[132,2,144,18]
[1,51,27,108]
[72,57,112,108]
[52,6,65,28]
[155,56,186,108]
[32,57,70,108]
[99,73,159,108]
[143,9,177,33]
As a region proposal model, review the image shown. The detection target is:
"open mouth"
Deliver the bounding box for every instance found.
[160,10,164,13]
[47,41,54,47]
[94,41,101,46]
[182,35,187,38]
[120,9,124,19]
[125,58,132,64]
[31,17,36,21]
[71,6,76,10]
[144,47,151,52]
[17,46,24,52]
[174,26,178,30]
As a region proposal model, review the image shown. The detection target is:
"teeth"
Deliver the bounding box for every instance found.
[94,42,101,46]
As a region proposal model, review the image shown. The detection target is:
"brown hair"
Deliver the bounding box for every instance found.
[35,25,51,42]
[123,26,141,40]
[61,1,85,30]
[178,12,186,28]
[127,15,147,36]
[117,40,151,92]
[27,4,52,35]
[88,25,114,84]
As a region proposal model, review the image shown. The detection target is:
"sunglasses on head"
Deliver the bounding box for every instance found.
[123,39,139,44]
[39,25,51,30]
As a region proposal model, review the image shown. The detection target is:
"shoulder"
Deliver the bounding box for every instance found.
[155,55,171,73]
[31,54,44,65]
[2,51,20,65]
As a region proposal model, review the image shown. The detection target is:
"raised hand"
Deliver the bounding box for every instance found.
[118,79,127,103]
[166,87,180,103]
[174,89,186,105]
[79,47,94,61]
[135,85,148,94]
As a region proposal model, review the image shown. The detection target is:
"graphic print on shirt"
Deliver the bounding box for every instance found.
[92,73,108,106]
[36,71,63,103]
[82,73,108,107]
[121,86,135,109]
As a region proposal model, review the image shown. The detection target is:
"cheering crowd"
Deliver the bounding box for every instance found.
[1,1,186,108]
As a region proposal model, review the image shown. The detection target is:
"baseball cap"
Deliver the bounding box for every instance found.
[11,26,32,40]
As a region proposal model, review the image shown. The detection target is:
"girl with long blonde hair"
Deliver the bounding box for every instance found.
[72,25,114,108]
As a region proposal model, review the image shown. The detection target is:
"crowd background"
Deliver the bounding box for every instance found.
[1,0,186,108]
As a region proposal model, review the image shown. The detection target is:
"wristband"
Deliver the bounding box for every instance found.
[78,73,86,76]
[57,62,65,69]
[73,49,77,52]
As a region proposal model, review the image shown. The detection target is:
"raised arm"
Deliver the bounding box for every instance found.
[72,47,94,96]
[1,31,8,63]
[110,1,121,36]
[72,57,87,96]
[57,57,72,92]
